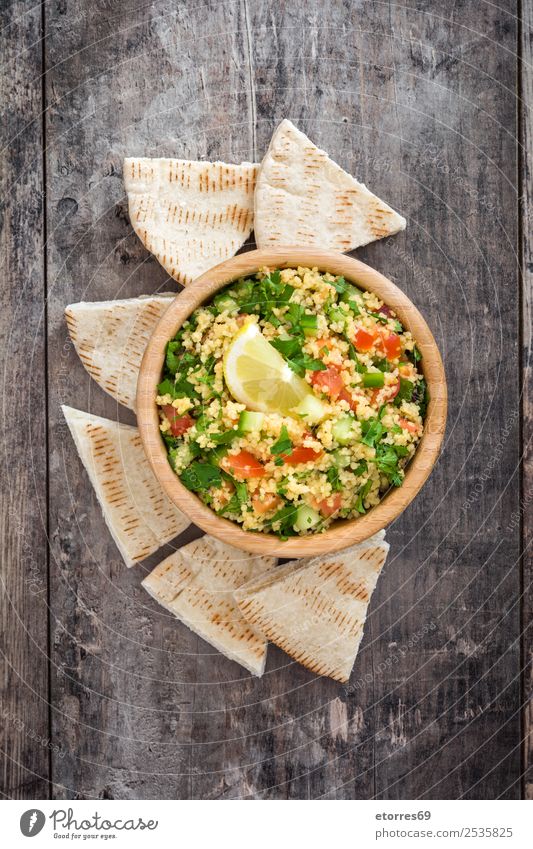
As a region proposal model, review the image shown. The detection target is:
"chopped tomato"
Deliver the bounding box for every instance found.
[162,406,194,437]
[382,331,402,360]
[369,378,400,408]
[282,446,323,464]
[353,327,378,352]
[315,337,333,354]
[399,417,420,434]
[252,493,282,515]
[310,366,344,398]
[222,450,265,479]
[338,387,359,411]
[316,493,342,517]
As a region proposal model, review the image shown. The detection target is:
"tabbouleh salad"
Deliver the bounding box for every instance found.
[156,266,428,538]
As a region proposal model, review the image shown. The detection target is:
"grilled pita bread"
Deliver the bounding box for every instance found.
[62,406,189,567]
[254,120,406,251]
[142,535,274,676]
[235,532,389,683]
[65,294,174,411]
[124,158,259,285]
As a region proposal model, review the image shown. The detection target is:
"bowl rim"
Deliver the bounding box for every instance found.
[137,247,447,558]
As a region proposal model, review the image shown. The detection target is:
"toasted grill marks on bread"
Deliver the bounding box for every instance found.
[65,294,174,411]
[235,532,389,683]
[124,158,259,285]
[254,120,405,251]
[62,406,189,567]
[142,536,274,676]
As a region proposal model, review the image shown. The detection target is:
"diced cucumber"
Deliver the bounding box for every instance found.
[213,293,239,314]
[292,394,328,425]
[327,306,347,327]
[362,371,385,388]
[238,410,264,432]
[332,414,358,446]
[169,442,198,472]
[332,448,351,468]
[340,283,364,304]
[294,504,321,532]
[301,314,318,337]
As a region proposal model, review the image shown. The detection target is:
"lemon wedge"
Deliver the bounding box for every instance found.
[223,321,315,416]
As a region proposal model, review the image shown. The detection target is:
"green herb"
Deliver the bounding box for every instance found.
[412,378,429,418]
[270,337,327,377]
[268,502,299,539]
[180,463,222,492]
[361,418,384,447]
[165,340,182,374]
[411,345,422,363]
[326,466,343,492]
[394,378,414,406]
[210,428,242,445]
[330,275,347,295]
[271,425,293,458]
[352,460,368,476]
[355,480,372,513]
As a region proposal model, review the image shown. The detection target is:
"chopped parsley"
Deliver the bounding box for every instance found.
[271,425,293,458]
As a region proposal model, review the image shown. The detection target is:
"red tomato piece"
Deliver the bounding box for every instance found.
[252,493,282,515]
[382,332,402,360]
[338,387,359,411]
[398,417,419,434]
[317,493,342,517]
[282,446,323,465]
[369,378,400,408]
[162,406,194,437]
[353,327,378,352]
[223,450,265,479]
[310,366,344,398]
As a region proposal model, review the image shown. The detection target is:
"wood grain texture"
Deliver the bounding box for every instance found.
[137,248,447,559]
[520,0,533,801]
[0,1,49,798]
[0,0,523,800]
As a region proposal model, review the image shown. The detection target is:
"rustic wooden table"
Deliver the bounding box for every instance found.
[1,0,531,800]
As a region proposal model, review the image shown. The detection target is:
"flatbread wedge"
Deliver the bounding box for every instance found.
[235,532,389,683]
[65,294,174,411]
[254,119,406,251]
[62,406,190,567]
[124,158,259,285]
[142,535,274,676]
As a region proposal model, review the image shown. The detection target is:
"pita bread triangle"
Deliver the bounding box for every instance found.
[62,406,190,568]
[65,293,174,411]
[235,532,389,683]
[124,157,259,285]
[254,120,406,251]
[142,535,274,676]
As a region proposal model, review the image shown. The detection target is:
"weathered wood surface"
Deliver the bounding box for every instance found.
[0,2,49,798]
[1,0,529,799]
[521,0,533,801]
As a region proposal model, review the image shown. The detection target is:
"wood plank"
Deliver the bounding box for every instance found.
[0,1,50,798]
[357,0,522,800]
[45,0,522,800]
[520,0,533,802]
[45,0,257,800]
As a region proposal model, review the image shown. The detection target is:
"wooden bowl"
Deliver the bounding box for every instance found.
[137,248,447,557]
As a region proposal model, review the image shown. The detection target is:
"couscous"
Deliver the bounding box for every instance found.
[156,267,428,538]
